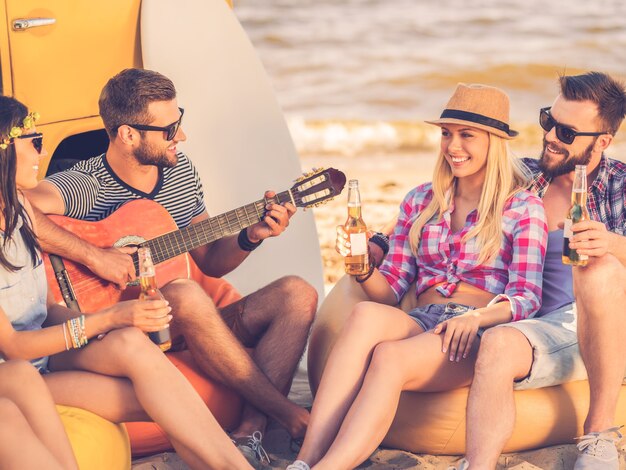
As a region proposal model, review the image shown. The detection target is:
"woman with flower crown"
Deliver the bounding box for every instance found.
[288,84,548,470]
[0,95,253,469]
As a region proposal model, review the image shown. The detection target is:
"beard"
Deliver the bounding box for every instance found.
[133,140,176,168]
[538,137,595,178]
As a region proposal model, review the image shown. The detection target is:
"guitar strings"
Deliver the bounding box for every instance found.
[54,181,333,306]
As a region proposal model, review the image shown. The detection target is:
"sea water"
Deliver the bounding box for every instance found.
[236,0,626,157]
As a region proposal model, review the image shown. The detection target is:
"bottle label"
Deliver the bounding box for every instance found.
[563,219,573,238]
[349,232,368,255]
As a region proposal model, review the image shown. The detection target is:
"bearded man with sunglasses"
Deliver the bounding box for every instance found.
[448,72,626,470]
[24,68,318,468]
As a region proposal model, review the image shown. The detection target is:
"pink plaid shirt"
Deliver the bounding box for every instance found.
[379,183,547,321]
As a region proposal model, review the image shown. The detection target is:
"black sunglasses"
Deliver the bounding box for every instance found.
[127,107,184,141]
[539,107,607,145]
[16,132,43,154]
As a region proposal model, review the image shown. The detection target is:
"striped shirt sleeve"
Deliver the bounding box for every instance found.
[45,169,100,219]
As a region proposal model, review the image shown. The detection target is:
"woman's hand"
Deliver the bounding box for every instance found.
[336,226,374,257]
[433,310,481,362]
[101,299,172,332]
[335,225,351,257]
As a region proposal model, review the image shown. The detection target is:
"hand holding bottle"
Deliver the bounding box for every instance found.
[100,299,172,332]
[335,226,374,256]
[563,165,590,266]
[341,180,370,276]
[567,220,612,259]
[138,247,172,351]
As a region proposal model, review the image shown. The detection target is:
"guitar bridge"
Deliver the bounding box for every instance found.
[48,254,81,312]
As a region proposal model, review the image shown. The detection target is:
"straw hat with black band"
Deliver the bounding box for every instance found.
[426,83,518,139]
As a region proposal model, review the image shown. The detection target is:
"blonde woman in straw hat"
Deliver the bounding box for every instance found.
[287,84,548,470]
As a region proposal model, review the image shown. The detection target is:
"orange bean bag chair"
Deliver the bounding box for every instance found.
[125,260,245,457]
[308,275,626,454]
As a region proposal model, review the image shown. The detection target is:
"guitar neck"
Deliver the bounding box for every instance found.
[139,189,294,266]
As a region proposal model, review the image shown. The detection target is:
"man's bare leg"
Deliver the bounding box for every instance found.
[465,327,533,470]
[163,276,316,437]
[228,276,317,439]
[575,255,626,433]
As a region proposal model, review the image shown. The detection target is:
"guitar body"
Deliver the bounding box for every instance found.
[43,168,345,313]
[44,199,190,312]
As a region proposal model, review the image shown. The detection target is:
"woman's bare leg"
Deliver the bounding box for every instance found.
[297,302,422,466]
[48,327,251,470]
[314,332,478,470]
[0,361,78,470]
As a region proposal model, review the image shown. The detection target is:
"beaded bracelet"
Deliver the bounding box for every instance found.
[66,315,88,349]
[355,254,377,284]
[369,232,390,257]
[238,229,263,252]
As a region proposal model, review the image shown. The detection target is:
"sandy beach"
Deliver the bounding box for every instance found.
[132,371,625,469]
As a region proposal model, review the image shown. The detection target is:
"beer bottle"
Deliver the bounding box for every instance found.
[137,246,172,351]
[562,165,589,267]
[344,179,370,275]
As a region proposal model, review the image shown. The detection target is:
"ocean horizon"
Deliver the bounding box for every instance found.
[236,0,626,157]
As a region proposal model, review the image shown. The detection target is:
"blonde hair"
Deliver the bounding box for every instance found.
[408,133,529,264]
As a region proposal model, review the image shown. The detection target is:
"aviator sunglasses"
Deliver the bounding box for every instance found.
[539,107,608,145]
[16,132,44,154]
[126,107,184,141]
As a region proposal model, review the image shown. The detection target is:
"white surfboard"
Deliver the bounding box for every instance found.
[140,0,326,299]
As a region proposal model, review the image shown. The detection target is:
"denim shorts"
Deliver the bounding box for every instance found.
[493,302,588,390]
[407,302,477,332]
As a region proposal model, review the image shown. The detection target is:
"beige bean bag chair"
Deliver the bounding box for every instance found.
[308,275,626,454]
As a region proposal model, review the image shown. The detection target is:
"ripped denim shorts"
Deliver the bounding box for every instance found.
[407,302,477,332]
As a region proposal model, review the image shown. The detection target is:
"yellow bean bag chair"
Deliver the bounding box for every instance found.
[58,405,131,470]
[308,275,626,454]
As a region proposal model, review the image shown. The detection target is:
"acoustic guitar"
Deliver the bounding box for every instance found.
[44,167,346,312]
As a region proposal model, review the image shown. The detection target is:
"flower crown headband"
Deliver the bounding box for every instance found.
[0,111,40,150]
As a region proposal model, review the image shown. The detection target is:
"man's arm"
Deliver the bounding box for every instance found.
[189,190,295,277]
[24,182,136,288]
[570,220,626,266]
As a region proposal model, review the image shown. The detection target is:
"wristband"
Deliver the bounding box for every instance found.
[238,229,263,252]
[355,254,377,284]
[369,232,390,257]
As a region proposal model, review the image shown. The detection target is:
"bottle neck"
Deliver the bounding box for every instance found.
[348,204,362,219]
[139,274,159,291]
[573,167,587,193]
[347,184,361,205]
[571,189,588,207]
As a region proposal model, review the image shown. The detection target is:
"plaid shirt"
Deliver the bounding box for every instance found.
[379,183,547,321]
[523,155,626,234]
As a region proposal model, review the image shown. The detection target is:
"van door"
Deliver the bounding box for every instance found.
[4,0,141,125]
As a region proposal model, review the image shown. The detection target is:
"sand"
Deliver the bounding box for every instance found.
[131,369,626,469]
[133,151,626,469]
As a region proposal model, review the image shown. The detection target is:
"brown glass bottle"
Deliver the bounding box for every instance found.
[562,165,589,267]
[344,179,369,275]
[137,247,172,351]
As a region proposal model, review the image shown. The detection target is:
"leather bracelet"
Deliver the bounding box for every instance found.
[355,254,377,284]
[237,229,263,252]
[369,232,390,257]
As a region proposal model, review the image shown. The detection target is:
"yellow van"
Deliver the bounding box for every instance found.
[0,0,231,178]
